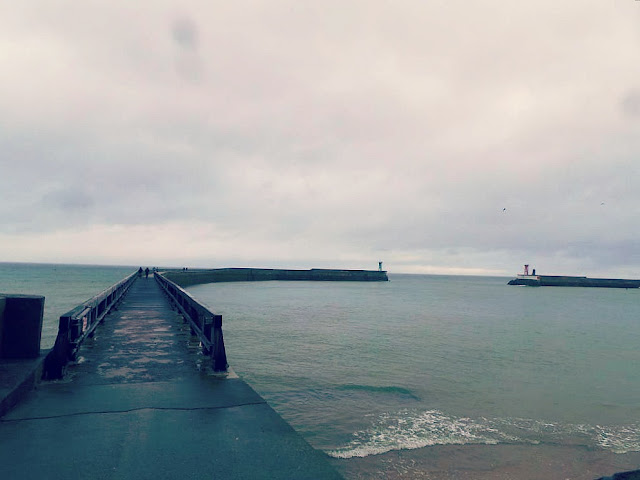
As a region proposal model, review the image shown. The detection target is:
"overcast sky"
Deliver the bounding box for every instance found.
[1,1,640,276]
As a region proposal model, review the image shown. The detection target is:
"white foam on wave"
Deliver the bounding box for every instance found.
[492,417,640,454]
[580,423,640,454]
[326,410,640,459]
[326,409,519,459]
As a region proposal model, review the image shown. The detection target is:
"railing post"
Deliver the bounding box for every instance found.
[211,314,227,372]
[43,316,73,380]
[202,316,212,355]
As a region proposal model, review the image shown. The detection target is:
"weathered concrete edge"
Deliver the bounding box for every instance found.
[508,276,640,288]
[0,350,49,418]
[164,268,389,288]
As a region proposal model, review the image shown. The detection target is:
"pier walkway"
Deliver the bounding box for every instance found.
[0,276,342,479]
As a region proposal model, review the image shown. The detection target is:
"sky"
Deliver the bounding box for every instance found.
[1,1,640,276]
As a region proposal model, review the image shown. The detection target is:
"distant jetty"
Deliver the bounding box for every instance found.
[163,267,389,287]
[508,265,640,288]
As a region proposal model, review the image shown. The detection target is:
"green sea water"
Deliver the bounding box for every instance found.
[0,262,136,348]
[1,264,638,464]
[188,274,640,458]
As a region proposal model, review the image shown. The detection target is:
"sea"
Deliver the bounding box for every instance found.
[2,263,640,478]
[0,262,136,349]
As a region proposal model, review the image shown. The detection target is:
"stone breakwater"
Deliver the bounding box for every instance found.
[163,268,389,287]
[508,275,640,288]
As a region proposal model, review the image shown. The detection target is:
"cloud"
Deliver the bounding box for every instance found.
[171,16,199,51]
[1,1,640,276]
[621,90,640,118]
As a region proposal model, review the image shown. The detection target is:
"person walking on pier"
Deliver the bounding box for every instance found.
[145,267,149,279]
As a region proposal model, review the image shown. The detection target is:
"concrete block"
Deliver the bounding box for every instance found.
[0,294,45,359]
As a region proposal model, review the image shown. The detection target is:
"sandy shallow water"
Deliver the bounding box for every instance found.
[330,444,640,480]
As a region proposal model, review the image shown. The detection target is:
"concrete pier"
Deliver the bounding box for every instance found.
[0,277,342,479]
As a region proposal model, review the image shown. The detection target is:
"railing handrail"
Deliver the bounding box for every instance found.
[155,272,228,372]
[43,271,138,379]
[59,271,138,319]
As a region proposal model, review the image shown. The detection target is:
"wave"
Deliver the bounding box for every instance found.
[336,384,419,399]
[327,410,518,458]
[575,423,640,454]
[491,417,640,454]
[326,409,640,459]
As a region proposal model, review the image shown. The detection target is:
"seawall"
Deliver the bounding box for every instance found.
[163,268,389,287]
[508,275,640,288]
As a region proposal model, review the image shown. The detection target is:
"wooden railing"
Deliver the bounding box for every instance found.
[43,271,138,379]
[155,273,228,372]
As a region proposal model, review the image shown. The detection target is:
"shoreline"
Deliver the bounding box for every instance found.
[329,443,640,480]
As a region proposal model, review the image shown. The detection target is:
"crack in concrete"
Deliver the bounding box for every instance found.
[1,400,267,423]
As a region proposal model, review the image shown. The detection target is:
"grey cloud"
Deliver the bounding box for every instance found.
[2,2,640,275]
[43,189,94,210]
[170,16,203,82]
[621,90,640,117]
[171,17,199,51]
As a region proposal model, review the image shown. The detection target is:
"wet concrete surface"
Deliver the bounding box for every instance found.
[0,276,342,479]
[0,353,47,418]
